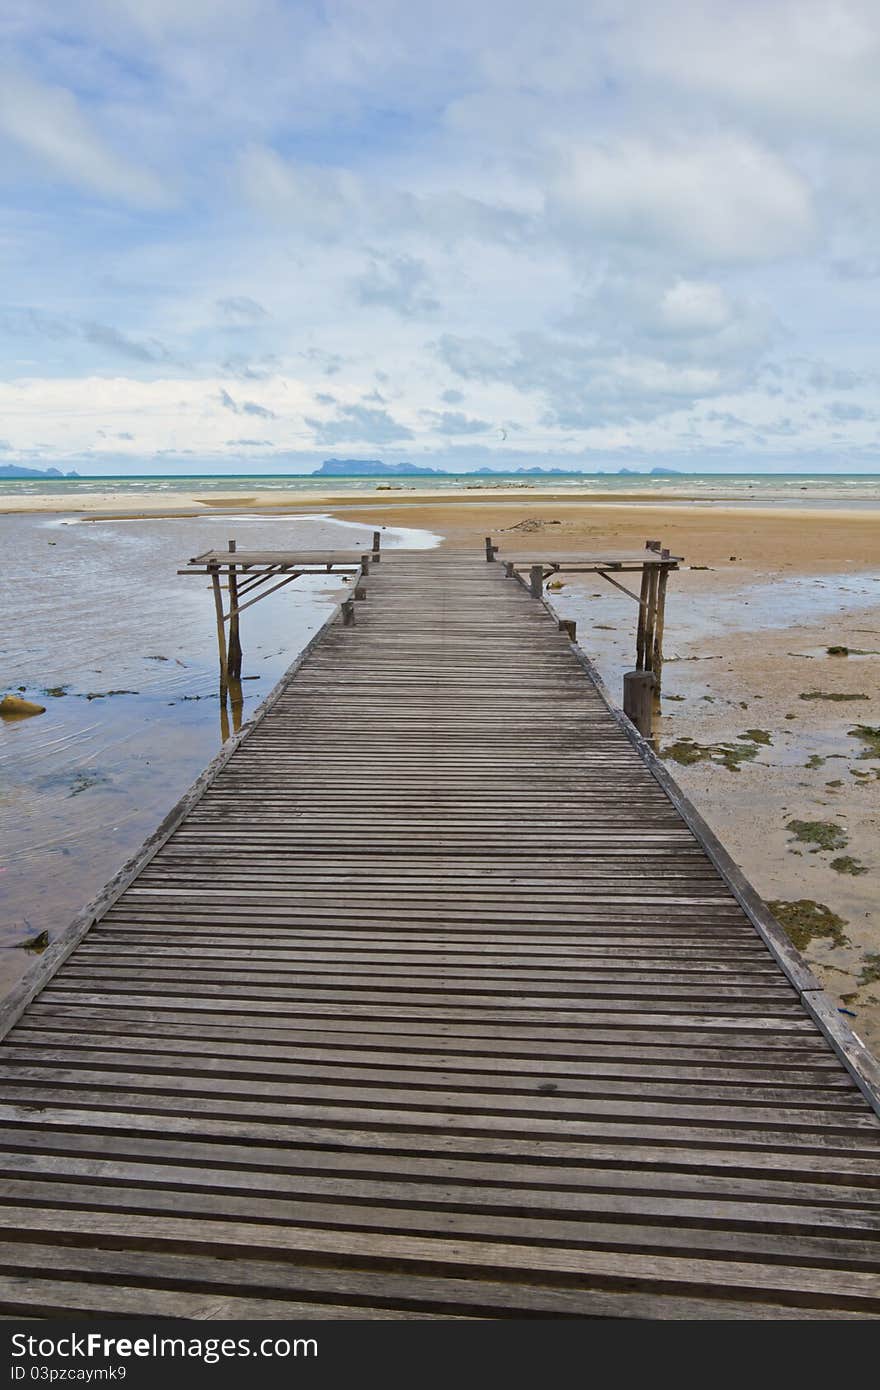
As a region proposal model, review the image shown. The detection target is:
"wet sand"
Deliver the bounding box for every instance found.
[4,483,879,1052]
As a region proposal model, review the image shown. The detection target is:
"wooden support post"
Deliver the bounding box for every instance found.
[360,553,370,575]
[623,670,655,738]
[485,536,497,561]
[652,565,669,705]
[209,561,228,698]
[354,583,367,600]
[558,618,576,641]
[643,563,659,674]
[342,598,355,626]
[635,565,650,670]
[227,540,242,681]
[503,561,515,579]
[530,565,544,598]
[372,531,381,564]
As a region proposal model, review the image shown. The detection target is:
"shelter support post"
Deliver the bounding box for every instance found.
[227,539,243,682]
[209,561,228,700]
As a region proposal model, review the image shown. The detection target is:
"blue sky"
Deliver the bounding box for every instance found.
[2,0,880,474]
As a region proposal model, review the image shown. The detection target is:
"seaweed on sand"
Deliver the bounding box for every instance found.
[661,738,760,772]
[767,900,849,952]
[848,725,880,759]
[785,820,848,851]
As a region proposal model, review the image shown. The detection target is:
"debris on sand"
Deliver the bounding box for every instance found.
[799,691,869,702]
[504,518,563,533]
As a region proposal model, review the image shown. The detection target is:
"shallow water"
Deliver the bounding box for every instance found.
[0,512,437,999]
[4,471,880,508]
[549,569,880,704]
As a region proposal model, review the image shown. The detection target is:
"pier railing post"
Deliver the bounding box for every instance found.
[530,565,544,598]
[342,597,356,626]
[372,531,381,564]
[485,536,498,561]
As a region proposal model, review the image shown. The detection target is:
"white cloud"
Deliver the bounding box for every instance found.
[620,1,880,139]
[0,73,168,207]
[547,134,815,263]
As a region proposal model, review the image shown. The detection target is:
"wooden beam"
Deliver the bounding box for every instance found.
[596,570,646,606]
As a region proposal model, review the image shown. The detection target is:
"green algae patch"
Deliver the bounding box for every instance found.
[68,771,109,798]
[767,899,849,952]
[830,855,868,876]
[736,729,772,746]
[799,691,869,702]
[82,689,139,701]
[827,646,879,657]
[849,725,880,759]
[804,754,825,769]
[785,819,848,851]
[859,953,880,987]
[661,738,760,772]
[21,931,50,954]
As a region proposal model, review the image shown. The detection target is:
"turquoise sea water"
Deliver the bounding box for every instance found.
[3,471,880,507]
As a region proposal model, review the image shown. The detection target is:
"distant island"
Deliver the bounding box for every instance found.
[313,459,680,478]
[0,464,80,479]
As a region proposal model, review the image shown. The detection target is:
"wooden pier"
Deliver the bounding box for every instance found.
[0,549,879,1319]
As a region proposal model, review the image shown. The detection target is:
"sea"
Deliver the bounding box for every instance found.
[2,470,880,509]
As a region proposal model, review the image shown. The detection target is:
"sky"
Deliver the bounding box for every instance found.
[2,0,880,475]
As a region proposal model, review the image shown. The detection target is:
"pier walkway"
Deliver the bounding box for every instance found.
[0,550,879,1319]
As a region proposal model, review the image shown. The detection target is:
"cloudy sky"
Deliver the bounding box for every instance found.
[2,0,880,475]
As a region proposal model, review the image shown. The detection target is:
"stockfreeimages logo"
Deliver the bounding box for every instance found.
[11,1333,317,1370]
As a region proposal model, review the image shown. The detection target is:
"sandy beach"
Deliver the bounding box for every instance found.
[3,481,879,1051]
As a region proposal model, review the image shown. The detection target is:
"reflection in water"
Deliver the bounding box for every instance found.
[0,511,438,1004]
[220,676,245,743]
